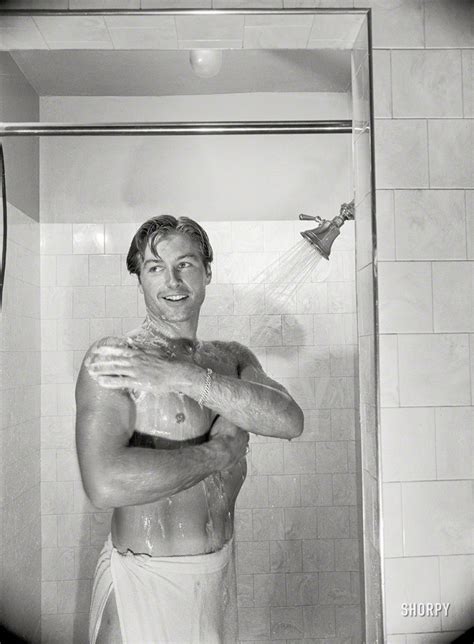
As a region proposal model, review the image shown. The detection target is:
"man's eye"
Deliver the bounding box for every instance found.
[178,262,191,269]
[149,265,163,272]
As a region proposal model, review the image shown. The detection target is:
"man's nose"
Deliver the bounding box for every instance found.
[165,267,181,288]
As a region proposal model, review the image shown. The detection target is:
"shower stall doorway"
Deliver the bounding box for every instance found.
[0,8,381,644]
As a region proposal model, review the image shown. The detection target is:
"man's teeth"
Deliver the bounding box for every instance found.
[164,295,187,301]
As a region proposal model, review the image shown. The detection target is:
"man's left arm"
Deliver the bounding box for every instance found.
[178,342,304,440]
[87,339,304,440]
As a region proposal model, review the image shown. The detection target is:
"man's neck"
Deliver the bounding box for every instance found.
[144,312,198,342]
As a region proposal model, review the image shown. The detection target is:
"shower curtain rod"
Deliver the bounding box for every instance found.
[0,8,367,15]
[0,121,352,136]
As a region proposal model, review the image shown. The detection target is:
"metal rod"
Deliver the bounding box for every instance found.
[0,120,352,137]
[0,8,368,16]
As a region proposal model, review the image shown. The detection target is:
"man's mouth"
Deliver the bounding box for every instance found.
[162,294,189,302]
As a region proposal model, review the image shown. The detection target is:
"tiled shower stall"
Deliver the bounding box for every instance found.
[35,82,364,643]
[0,2,472,644]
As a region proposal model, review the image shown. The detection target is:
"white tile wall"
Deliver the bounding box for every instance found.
[424,0,474,48]
[394,190,467,260]
[463,50,473,118]
[384,556,441,634]
[432,262,474,332]
[41,224,73,255]
[439,555,474,632]
[381,407,436,482]
[56,256,89,287]
[391,50,463,118]
[435,407,474,480]
[373,50,392,118]
[378,261,433,333]
[428,120,474,188]
[73,224,105,255]
[1,205,41,642]
[375,120,429,188]
[467,191,474,260]
[401,480,473,556]
[397,334,471,406]
[353,0,424,49]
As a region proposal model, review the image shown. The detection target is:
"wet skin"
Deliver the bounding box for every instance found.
[110,332,248,557]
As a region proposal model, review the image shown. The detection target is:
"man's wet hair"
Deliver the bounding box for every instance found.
[126,215,213,281]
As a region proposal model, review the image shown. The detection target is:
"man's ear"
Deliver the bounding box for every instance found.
[205,264,212,285]
[137,276,143,294]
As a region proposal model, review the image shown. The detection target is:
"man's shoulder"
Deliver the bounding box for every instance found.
[202,340,261,369]
[77,335,129,385]
[83,334,129,359]
[202,339,244,355]
[76,335,132,402]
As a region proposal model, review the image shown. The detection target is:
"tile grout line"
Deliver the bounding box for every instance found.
[422,0,426,50]
[430,260,435,334]
[389,49,394,119]
[463,189,469,260]
[426,119,431,189]
[394,333,400,408]
[433,407,438,481]
[469,327,473,407]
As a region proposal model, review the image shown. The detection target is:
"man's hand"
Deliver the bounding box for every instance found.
[85,336,183,394]
[208,416,249,472]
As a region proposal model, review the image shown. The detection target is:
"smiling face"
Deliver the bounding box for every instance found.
[138,232,212,331]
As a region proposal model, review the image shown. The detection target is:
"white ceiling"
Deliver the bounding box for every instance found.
[11,48,351,96]
[0,14,365,51]
[2,12,361,97]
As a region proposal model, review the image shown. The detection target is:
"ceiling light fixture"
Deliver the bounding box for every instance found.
[189,49,223,79]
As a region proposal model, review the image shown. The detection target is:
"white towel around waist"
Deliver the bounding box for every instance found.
[89,534,238,644]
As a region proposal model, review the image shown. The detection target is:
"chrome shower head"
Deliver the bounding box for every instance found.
[299,200,354,260]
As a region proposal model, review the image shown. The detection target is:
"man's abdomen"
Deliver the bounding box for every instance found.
[111,459,247,557]
[111,366,246,556]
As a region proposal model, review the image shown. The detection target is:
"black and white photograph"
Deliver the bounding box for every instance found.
[0,1,472,643]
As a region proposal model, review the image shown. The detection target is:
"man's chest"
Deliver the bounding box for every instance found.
[130,341,240,441]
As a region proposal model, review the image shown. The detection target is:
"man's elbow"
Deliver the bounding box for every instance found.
[292,405,305,438]
[90,492,113,512]
[83,478,115,511]
[281,404,304,439]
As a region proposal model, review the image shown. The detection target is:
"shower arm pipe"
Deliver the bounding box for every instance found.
[0,120,352,137]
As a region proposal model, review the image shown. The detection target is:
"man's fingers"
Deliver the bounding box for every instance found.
[91,346,135,357]
[89,365,135,381]
[88,359,132,370]
[96,375,136,388]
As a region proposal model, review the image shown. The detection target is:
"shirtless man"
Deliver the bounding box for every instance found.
[76,215,304,643]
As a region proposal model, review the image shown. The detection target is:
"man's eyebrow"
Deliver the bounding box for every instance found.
[143,258,162,266]
[143,254,199,266]
[176,254,199,260]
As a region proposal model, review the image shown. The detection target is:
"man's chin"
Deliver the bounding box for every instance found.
[148,305,194,323]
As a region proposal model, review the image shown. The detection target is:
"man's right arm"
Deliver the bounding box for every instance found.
[75,343,248,511]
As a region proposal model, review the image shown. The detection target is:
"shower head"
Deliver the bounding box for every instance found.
[299,200,355,260]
